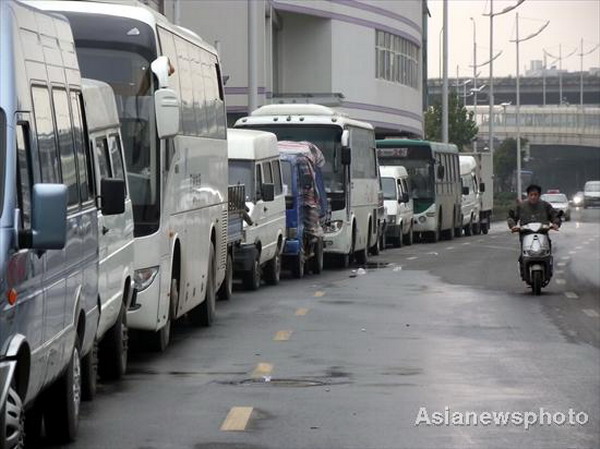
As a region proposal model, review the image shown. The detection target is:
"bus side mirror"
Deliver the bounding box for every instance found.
[479,182,486,193]
[154,88,180,139]
[341,146,351,165]
[24,184,67,250]
[100,178,126,215]
[437,165,445,180]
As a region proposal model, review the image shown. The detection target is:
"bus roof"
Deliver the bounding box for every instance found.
[236,103,374,131]
[26,0,215,53]
[376,138,458,154]
[380,165,408,179]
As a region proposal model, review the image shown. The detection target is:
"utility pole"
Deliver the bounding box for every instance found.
[442,0,448,143]
[248,0,258,114]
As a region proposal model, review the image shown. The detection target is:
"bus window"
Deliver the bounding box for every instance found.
[32,86,59,184]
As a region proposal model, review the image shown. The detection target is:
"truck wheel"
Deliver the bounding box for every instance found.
[310,239,324,274]
[217,253,233,301]
[1,384,25,449]
[44,337,81,443]
[264,248,281,285]
[291,250,305,279]
[80,340,97,401]
[243,256,261,291]
[98,302,128,380]
[190,245,216,327]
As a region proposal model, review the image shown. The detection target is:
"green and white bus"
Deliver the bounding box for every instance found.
[376,139,461,242]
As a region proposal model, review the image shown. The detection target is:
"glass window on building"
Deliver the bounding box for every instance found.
[375,30,419,89]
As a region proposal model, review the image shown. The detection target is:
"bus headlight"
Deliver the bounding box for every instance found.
[324,220,343,233]
[418,216,427,223]
[134,266,160,292]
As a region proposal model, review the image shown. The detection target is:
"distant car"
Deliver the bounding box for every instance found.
[572,191,584,207]
[583,180,600,208]
[541,193,571,221]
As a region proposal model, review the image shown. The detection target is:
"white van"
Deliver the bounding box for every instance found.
[227,129,286,290]
[82,79,135,382]
[380,166,414,247]
[459,155,480,236]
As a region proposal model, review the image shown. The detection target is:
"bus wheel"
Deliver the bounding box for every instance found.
[264,247,282,285]
[310,239,324,274]
[192,244,216,327]
[151,280,176,352]
[481,222,489,234]
[218,253,233,301]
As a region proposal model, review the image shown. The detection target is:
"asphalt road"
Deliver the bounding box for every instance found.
[46,208,599,449]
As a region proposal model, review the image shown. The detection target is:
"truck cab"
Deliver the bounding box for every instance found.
[278,141,329,278]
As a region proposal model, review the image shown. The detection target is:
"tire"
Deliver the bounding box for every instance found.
[310,238,324,274]
[1,384,25,449]
[217,253,233,301]
[263,246,282,285]
[481,222,489,234]
[291,250,305,279]
[532,270,543,296]
[189,245,216,327]
[378,228,386,251]
[151,279,176,352]
[403,226,414,246]
[98,302,128,381]
[473,220,481,235]
[44,338,82,443]
[370,226,380,256]
[242,256,261,291]
[80,340,97,401]
[464,217,472,236]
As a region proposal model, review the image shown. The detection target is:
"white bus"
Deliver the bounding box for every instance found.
[377,139,461,243]
[33,1,229,351]
[236,104,380,267]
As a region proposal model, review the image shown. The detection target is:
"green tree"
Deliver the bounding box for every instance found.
[493,137,528,192]
[424,95,478,151]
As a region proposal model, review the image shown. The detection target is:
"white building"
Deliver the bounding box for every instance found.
[162,0,425,137]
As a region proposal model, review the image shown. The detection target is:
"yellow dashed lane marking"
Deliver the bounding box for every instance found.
[295,308,309,316]
[274,330,293,341]
[251,363,273,379]
[220,407,254,431]
[583,309,600,318]
[565,292,579,299]
[314,291,325,297]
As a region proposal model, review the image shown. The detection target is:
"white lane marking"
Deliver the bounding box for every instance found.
[446,246,455,250]
[575,246,583,250]
[582,309,600,318]
[480,245,514,251]
[565,292,579,299]
[407,256,418,260]
[568,251,577,255]
[561,256,571,260]
[555,279,566,285]
[555,270,565,275]
[462,242,471,245]
[557,262,567,267]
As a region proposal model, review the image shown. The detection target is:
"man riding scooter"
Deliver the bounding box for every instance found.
[507,184,562,281]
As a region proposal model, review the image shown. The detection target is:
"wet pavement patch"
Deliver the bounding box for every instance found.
[381,367,423,376]
[216,377,351,388]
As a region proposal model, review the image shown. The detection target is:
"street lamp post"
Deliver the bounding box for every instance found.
[470,17,477,115]
[511,13,549,197]
[578,41,600,108]
[442,0,448,143]
[484,0,525,154]
[545,45,577,105]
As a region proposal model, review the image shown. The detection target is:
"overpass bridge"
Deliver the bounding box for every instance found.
[471,105,600,195]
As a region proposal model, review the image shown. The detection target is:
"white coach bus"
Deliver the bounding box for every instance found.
[236,104,379,267]
[32,1,229,350]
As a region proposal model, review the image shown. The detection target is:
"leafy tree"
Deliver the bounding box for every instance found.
[424,95,478,151]
[493,137,528,192]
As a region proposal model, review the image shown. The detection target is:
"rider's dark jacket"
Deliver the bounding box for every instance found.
[507,200,561,228]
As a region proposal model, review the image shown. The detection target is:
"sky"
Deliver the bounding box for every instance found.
[426,0,600,79]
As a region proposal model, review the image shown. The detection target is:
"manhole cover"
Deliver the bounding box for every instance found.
[219,378,330,387]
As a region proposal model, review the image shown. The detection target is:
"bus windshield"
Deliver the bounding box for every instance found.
[229,160,255,202]
[403,160,434,199]
[242,125,344,193]
[62,12,159,236]
[381,177,397,200]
